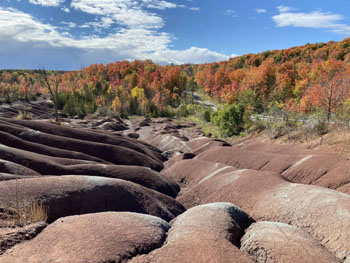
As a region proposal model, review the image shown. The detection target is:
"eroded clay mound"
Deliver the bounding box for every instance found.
[313,163,350,193]
[240,140,315,155]
[196,146,350,191]
[0,222,47,255]
[0,118,165,166]
[0,156,179,197]
[130,203,255,263]
[185,137,231,155]
[0,159,40,176]
[241,221,340,263]
[282,154,348,186]
[0,212,170,263]
[0,176,185,223]
[163,152,196,170]
[162,159,237,187]
[178,169,350,262]
[54,164,180,198]
[196,146,301,173]
[0,100,58,119]
[143,133,191,153]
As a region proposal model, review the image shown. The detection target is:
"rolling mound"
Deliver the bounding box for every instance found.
[0,109,349,262]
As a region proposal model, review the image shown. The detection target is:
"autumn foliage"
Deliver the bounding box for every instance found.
[1,38,350,119]
[191,38,350,118]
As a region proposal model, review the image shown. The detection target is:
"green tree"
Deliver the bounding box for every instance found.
[211,103,247,137]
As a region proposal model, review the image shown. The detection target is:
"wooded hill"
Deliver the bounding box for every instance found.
[1,38,350,119]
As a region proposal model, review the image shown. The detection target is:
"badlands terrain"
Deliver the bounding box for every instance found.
[0,101,349,263]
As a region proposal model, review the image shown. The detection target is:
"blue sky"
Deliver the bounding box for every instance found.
[0,0,350,70]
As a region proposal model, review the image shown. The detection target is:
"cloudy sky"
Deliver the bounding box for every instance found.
[1,0,350,69]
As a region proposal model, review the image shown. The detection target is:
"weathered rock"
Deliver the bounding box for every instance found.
[0,159,40,176]
[0,173,38,181]
[1,161,180,197]
[144,134,191,153]
[162,159,237,187]
[98,121,128,131]
[0,212,170,263]
[0,118,165,163]
[0,222,47,255]
[282,154,347,185]
[127,132,140,139]
[196,146,301,173]
[241,221,340,263]
[131,203,255,263]
[54,164,180,197]
[0,131,108,163]
[314,163,350,193]
[0,176,185,223]
[163,152,196,170]
[185,137,231,155]
[240,140,315,155]
[0,125,163,171]
[179,169,350,262]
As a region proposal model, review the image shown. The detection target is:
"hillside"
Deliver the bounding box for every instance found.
[1,38,350,121]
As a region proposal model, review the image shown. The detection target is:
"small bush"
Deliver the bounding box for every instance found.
[211,103,247,137]
[29,201,47,223]
[3,200,47,227]
[314,118,329,136]
[176,104,189,118]
[16,109,33,120]
[203,109,211,122]
[144,101,158,118]
[266,120,288,139]
[249,119,267,133]
[96,106,116,118]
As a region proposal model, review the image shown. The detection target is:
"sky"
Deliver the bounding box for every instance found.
[1,0,350,70]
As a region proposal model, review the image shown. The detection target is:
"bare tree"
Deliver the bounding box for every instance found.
[36,68,61,123]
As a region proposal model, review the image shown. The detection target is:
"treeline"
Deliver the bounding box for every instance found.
[1,38,350,121]
[0,61,189,118]
[192,38,350,120]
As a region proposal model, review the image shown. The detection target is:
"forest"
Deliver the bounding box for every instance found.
[1,38,350,135]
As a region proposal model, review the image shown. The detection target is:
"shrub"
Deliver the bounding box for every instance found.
[314,118,329,136]
[176,103,189,118]
[211,103,247,137]
[62,92,97,118]
[249,119,267,133]
[16,110,33,120]
[144,101,158,118]
[203,109,211,122]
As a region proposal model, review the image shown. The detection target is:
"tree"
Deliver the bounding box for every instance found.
[309,59,349,121]
[211,103,247,137]
[186,77,198,103]
[36,68,62,123]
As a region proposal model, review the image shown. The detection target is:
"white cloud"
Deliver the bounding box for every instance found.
[71,0,164,29]
[147,47,229,64]
[255,9,266,14]
[61,7,70,13]
[79,17,114,31]
[277,6,295,13]
[29,0,65,7]
[61,21,77,28]
[225,9,237,18]
[142,0,177,10]
[189,7,200,11]
[273,6,350,35]
[0,7,229,67]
